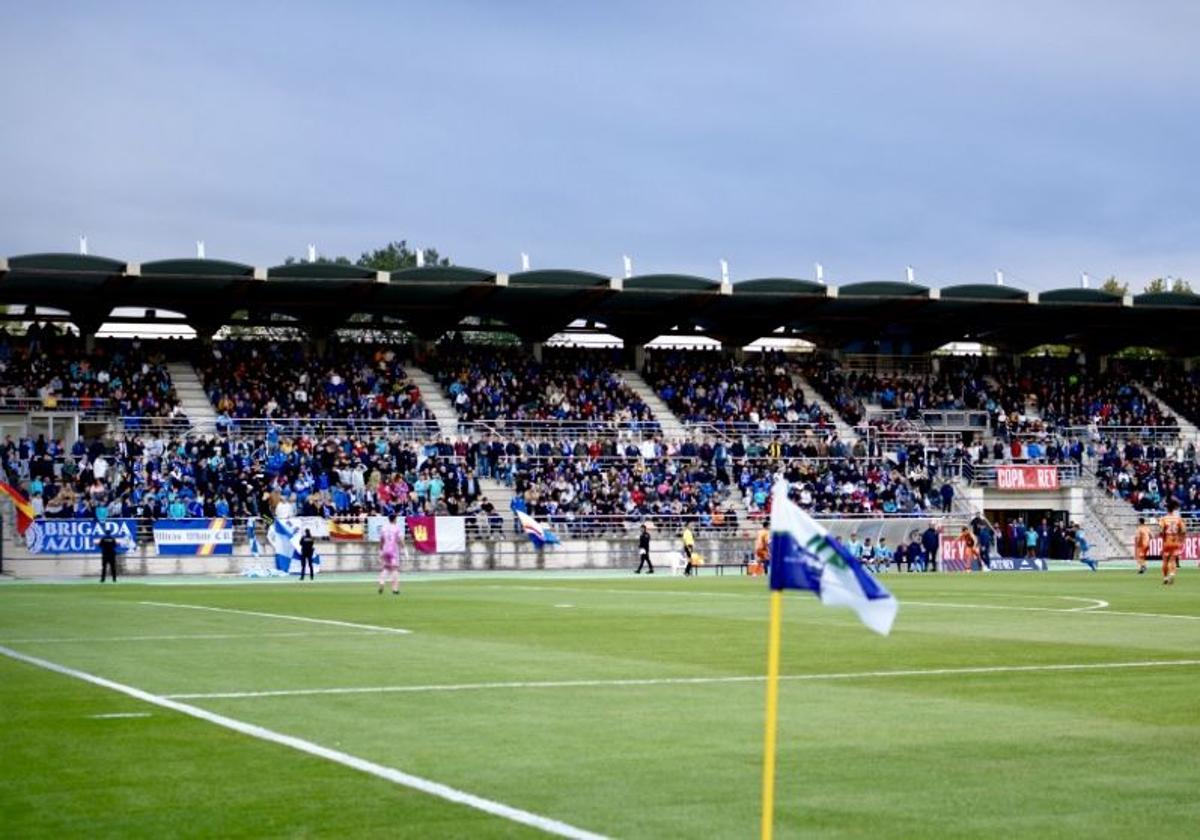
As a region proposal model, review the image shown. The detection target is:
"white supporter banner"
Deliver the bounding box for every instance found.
[285,516,329,538]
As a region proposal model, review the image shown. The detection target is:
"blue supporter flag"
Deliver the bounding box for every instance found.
[768,482,898,635]
[516,511,560,548]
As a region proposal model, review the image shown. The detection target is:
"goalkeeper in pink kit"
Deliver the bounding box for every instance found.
[377,513,407,595]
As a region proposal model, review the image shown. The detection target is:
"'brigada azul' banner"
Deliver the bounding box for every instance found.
[995,465,1060,490]
[152,518,234,555]
[405,516,467,554]
[25,519,137,554]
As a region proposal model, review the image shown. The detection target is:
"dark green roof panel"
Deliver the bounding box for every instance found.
[733,278,826,295]
[141,259,254,277]
[1039,288,1123,304]
[1133,292,1200,307]
[839,281,929,298]
[623,274,717,292]
[8,253,126,273]
[268,263,376,280]
[388,266,494,284]
[509,270,610,288]
[939,284,1029,302]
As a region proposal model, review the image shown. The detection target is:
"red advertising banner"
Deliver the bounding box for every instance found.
[995,465,1060,491]
[939,536,973,572]
[1145,534,1200,560]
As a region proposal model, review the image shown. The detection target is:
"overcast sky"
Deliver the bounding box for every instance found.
[2,1,1198,290]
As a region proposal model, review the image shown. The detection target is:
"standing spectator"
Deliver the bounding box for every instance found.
[921,524,940,573]
[939,481,954,513]
[99,528,118,583]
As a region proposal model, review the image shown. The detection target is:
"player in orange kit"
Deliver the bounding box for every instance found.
[1158,500,1186,585]
[1133,517,1151,575]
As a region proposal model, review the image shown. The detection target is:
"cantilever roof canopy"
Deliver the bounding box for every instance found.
[2,252,1200,353]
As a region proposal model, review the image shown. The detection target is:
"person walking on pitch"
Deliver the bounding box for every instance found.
[1159,500,1186,585]
[1134,517,1151,575]
[378,513,405,595]
[635,524,654,574]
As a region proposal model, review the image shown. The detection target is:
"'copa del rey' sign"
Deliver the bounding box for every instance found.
[995,465,1060,490]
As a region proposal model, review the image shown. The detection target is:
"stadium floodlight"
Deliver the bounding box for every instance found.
[995,269,1005,286]
[307,244,317,264]
[520,252,530,272]
[906,265,916,284]
[196,241,206,260]
[1081,271,1090,289]
[415,248,426,269]
[720,259,730,284]
[79,235,88,256]
[623,255,633,279]
[815,263,825,284]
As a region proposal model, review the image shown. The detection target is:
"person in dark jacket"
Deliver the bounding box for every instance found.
[635,525,654,574]
[921,524,940,573]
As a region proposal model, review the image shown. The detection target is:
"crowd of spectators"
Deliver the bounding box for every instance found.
[642,350,833,428]
[195,340,436,429]
[1095,438,1200,512]
[428,340,655,426]
[0,327,183,419]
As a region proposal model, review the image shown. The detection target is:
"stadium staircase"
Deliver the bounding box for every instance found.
[1133,383,1200,438]
[405,366,458,437]
[790,372,859,442]
[618,370,686,439]
[165,362,218,434]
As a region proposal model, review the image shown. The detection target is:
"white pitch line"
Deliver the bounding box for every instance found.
[0,631,375,644]
[0,645,606,840]
[138,601,412,635]
[89,712,152,719]
[164,659,1200,701]
[1058,597,1110,612]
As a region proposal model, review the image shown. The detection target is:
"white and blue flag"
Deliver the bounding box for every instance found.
[269,518,321,574]
[516,511,560,548]
[768,482,898,635]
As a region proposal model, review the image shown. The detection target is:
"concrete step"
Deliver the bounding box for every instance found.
[405,365,459,437]
[618,369,687,438]
[1134,381,1200,438]
[791,372,858,441]
[165,362,217,433]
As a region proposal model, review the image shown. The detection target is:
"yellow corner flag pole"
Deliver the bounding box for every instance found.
[760,588,783,840]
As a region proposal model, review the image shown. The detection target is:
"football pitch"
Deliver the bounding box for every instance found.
[2,569,1198,839]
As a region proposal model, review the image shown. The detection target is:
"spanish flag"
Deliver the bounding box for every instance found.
[0,481,35,536]
[329,520,365,541]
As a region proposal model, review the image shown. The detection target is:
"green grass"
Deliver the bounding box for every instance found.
[2,569,1199,838]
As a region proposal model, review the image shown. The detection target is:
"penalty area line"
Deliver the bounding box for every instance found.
[0,645,606,840]
[138,601,412,635]
[165,658,1200,700]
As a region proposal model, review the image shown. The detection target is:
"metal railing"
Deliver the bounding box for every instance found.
[1,397,114,420]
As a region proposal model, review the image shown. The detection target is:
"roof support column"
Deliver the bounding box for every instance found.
[530,341,543,363]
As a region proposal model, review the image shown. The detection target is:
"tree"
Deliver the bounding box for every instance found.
[1171,277,1193,294]
[1099,276,1127,295]
[356,241,450,271]
[1144,277,1167,294]
[283,240,451,270]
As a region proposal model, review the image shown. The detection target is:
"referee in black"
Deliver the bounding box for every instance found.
[99,529,118,583]
[299,529,316,581]
[635,524,654,574]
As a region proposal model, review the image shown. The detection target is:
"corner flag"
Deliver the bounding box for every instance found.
[768,482,898,634]
[760,482,898,839]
